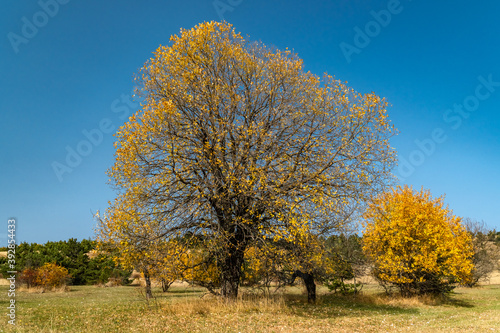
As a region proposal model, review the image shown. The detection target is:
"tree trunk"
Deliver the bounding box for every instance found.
[144,270,153,299]
[216,219,248,300]
[161,278,171,292]
[302,272,316,303]
[290,270,316,303]
[220,247,245,300]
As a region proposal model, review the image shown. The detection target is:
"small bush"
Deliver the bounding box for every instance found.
[19,263,71,290]
[35,263,71,288]
[19,267,38,288]
[325,277,363,295]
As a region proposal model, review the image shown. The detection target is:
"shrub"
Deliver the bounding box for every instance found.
[363,186,474,297]
[34,263,71,288]
[325,277,363,295]
[19,267,38,288]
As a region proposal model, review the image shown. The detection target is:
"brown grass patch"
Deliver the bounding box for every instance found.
[161,291,287,317]
[17,285,70,293]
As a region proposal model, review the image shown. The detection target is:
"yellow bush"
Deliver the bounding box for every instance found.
[363,185,473,296]
[34,263,71,288]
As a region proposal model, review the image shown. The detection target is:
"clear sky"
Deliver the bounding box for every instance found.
[1,0,499,244]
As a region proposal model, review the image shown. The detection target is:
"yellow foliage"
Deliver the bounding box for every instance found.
[242,234,338,289]
[180,248,220,287]
[34,263,70,288]
[97,21,397,298]
[363,185,474,295]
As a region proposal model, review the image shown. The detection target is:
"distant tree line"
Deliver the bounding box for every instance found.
[0,238,131,286]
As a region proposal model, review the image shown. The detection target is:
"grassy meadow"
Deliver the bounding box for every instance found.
[0,282,499,332]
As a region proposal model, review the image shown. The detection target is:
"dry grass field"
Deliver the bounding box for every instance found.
[1,249,499,332]
[0,281,499,333]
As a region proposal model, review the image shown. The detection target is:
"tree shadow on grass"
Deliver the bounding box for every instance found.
[152,288,205,299]
[440,297,474,308]
[283,290,475,319]
[439,289,476,308]
[283,293,420,319]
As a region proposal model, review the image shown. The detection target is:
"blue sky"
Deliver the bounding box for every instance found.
[1,0,499,244]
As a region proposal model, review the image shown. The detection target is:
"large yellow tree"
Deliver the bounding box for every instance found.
[363,186,474,296]
[100,21,396,299]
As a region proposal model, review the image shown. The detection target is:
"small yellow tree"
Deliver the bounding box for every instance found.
[363,186,473,296]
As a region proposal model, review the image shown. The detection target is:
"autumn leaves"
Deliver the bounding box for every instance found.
[97,22,471,300]
[363,186,474,296]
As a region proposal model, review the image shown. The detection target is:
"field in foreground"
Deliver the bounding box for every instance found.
[0,283,499,332]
